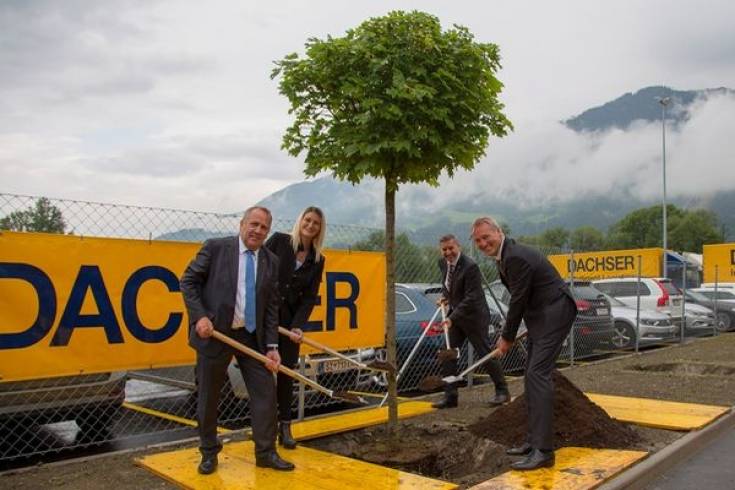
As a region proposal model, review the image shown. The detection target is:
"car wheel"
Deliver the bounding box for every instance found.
[612,321,635,349]
[715,312,732,332]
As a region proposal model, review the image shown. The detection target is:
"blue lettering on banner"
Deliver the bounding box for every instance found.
[326,272,360,331]
[51,265,124,346]
[0,263,57,349]
[122,266,183,343]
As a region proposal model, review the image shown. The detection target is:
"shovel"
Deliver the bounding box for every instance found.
[418,331,529,393]
[436,304,459,362]
[378,305,443,407]
[211,330,368,405]
[418,347,504,392]
[278,326,395,374]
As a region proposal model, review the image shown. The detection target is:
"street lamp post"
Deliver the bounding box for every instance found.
[658,96,671,278]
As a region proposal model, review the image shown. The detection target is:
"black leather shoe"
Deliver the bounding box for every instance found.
[510,449,555,471]
[278,421,297,449]
[432,393,458,409]
[197,454,218,475]
[506,442,532,456]
[489,390,510,407]
[256,451,295,471]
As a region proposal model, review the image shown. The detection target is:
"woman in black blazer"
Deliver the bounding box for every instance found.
[264,206,326,449]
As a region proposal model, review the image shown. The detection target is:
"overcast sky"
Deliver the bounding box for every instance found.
[1,0,734,214]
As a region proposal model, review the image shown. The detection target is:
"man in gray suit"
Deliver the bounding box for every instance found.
[180,206,294,474]
[472,217,577,471]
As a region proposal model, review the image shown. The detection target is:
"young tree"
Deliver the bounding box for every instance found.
[273,10,512,428]
[0,197,66,233]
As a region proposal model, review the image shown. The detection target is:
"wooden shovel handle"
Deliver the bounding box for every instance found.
[210,330,333,397]
[277,326,367,369]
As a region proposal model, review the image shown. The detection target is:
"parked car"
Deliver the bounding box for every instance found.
[0,372,127,441]
[682,302,718,336]
[690,287,735,302]
[591,278,684,321]
[684,290,735,332]
[488,279,615,359]
[564,281,616,357]
[603,294,677,349]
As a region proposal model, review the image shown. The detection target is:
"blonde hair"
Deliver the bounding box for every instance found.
[290,206,326,262]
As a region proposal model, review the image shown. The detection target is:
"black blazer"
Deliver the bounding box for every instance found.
[180,236,280,357]
[265,232,325,330]
[498,238,574,341]
[438,253,491,331]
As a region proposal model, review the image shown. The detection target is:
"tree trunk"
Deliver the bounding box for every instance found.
[385,178,398,431]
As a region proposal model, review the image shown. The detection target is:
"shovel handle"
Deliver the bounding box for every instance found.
[210,330,335,398]
[278,326,368,370]
[439,304,451,350]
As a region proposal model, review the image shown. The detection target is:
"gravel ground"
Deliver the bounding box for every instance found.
[3,333,734,488]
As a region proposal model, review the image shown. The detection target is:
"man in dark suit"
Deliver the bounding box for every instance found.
[180,206,294,474]
[433,234,509,409]
[472,217,577,471]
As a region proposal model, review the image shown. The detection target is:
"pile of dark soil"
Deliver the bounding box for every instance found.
[469,370,641,449]
[306,421,509,485]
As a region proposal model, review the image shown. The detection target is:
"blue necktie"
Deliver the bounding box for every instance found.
[244,250,256,333]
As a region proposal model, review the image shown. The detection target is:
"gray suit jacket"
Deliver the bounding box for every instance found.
[180,236,280,357]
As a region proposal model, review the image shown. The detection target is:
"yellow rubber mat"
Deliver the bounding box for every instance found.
[586,393,730,431]
[137,440,456,490]
[468,447,647,489]
[291,400,435,441]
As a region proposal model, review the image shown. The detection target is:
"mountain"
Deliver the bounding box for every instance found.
[564,86,734,132]
[253,85,735,242]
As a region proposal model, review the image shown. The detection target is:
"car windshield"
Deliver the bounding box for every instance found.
[568,282,605,300]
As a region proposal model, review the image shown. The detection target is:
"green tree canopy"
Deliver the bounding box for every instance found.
[570,226,606,252]
[607,204,721,252]
[353,230,442,283]
[538,226,570,250]
[0,197,66,233]
[273,10,512,427]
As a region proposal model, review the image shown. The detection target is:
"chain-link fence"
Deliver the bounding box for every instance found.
[1,192,731,464]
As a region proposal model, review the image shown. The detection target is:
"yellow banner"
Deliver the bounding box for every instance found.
[548,248,663,280]
[0,231,385,382]
[702,243,735,283]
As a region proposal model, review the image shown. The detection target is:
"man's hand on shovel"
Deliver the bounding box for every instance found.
[265,349,281,373]
[494,337,514,357]
[286,327,304,343]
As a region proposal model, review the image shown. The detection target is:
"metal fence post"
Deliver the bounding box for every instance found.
[635,255,642,353]
[467,343,475,388]
[297,355,306,421]
[569,249,575,366]
[714,265,720,336]
[680,260,687,343]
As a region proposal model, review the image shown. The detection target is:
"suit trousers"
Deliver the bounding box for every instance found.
[523,294,577,451]
[195,329,277,458]
[440,321,508,395]
[276,330,301,422]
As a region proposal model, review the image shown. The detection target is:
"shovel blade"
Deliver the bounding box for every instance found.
[334,391,369,405]
[365,360,396,374]
[417,376,445,392]
[436,348,459,362]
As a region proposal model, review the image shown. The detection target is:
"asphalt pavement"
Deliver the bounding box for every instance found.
[643,423,735,490]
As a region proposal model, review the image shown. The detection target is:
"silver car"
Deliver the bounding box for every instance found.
[683,302,717,336]
[604,294,677,349]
